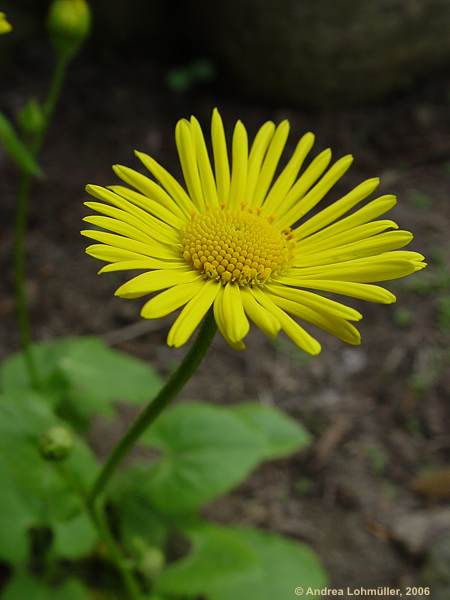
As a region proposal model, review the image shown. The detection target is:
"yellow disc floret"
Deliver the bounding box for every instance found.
[181,205,295,286]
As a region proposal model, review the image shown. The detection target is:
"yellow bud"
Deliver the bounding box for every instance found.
[47,0,91,60]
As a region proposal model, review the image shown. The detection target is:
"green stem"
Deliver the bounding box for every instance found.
[88,310,217,505]
[14,174,39,388]
[87,502,143,600]
[13,54,70,389]
[56,463,142,599]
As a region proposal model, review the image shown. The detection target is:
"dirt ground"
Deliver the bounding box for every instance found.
[2,54,450,596]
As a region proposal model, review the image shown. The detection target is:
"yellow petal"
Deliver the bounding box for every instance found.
[298,195,398,245]
[276,279,396,304]
[80,229,178,261]
[283,257,418,283]
[252,289,321,355]
[252,120,290,208]
[85,244,149,263]
[134,150,197,217]
[83,215,156,245]
[175,119,205,210]
[266,284,362,321]
[113,164,186,220]
[190,116,219,208]
[298,220,399,256]
[277,155,354,228]
[141,279,205,318]
[268,294,361,345]
[99,260,185,274]
[246,121,276,206]
[107,185,185,229]
[167,280,219,347]
[293,179,382,240]
[241,288,281,338]
[280,148,332,214]
[115,269,198,299]
[84,200,178,245]
[228,121,248,209]
[262,132,315,215]
[213,287,246,350]
[211,108,231,204]
[295,230,413,267]
[221,283,250,343]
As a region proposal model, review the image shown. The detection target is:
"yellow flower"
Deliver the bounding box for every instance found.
[0,12,12,34]
[82,110,426,352]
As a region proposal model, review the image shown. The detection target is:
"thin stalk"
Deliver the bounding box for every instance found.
[13,53,70,388]
[88,311,217,505]
[56,463,143,599]
[87,502,143,600]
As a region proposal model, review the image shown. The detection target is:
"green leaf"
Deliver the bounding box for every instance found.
[111,468,168,551]
[210,528,328,600]
[156,524,327,600]
[156,524,259,596]
[52,512,98,560]
[2,573,89,600]
[140,402,266,514]
[0,391,97,565]
[0,111,42,177]
[0,337,161,427]
[232,402,312,459]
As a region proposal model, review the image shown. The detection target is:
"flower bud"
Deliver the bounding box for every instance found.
[47,0,91,60]
[138,546,165,579]
[0,12,12,35]
[131,538,165,579]
[39,425,74,461]
[18,99,45,136]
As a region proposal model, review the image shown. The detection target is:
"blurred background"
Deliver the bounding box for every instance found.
[1,0,450,595]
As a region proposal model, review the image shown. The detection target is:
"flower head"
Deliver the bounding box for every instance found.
[0,12,12,35]
[82,110,426,353]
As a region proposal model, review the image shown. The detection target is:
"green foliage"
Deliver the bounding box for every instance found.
[0,337,322,597]
[0,391,98,565]
[2,574,89,600]
[155,524,327,599]
[156,525,259,596]
[232,402,311,459]
[135,401,310,515]
[0,111,42,176]
[0,337,161,428]
[52,513,98,560]
[140,402,266,514]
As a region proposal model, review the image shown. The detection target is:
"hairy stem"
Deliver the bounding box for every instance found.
[88,311,217,505]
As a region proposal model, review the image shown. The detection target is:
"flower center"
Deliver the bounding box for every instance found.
[181,207,295,286]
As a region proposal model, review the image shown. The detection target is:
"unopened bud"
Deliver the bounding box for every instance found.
[18,99,45,136]
[138,546,165,579]
[39,425,74,461]
[131,538,165,579]
[47,0,91,60]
